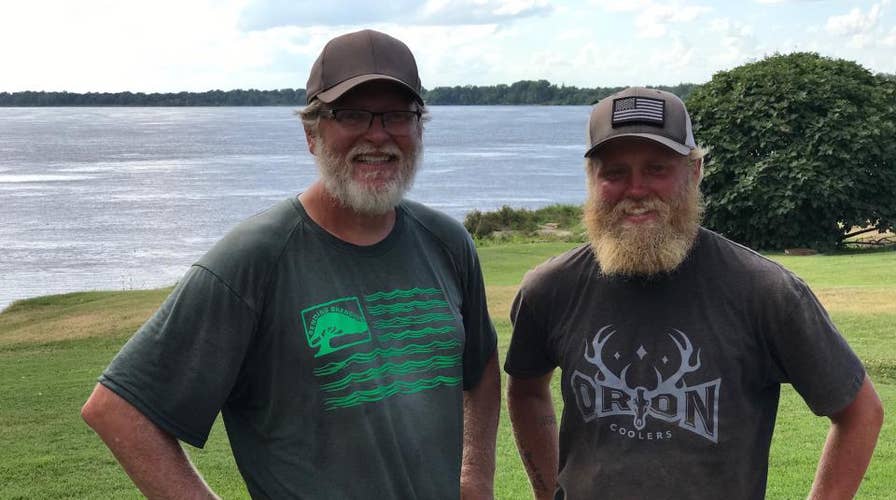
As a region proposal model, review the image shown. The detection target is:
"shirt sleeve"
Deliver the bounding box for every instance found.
[761,272,865,416]
[504,272,557,378]
[459,236,498,390]
[99,265,258,447]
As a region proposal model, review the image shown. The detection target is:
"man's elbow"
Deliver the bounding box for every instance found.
[835,376,885,431]
[80,383,121,435]
[81,389,105,432]
[859,377,884,429]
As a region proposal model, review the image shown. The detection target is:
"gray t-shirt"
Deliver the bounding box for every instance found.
[505,228,864,500]
[100,197,497,499]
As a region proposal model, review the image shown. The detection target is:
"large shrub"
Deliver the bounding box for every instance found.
[687,52,896,250]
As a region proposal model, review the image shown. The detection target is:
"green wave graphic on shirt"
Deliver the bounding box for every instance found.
[374,313,455,329]
[314,339,461,376]
[319,354,462,392]
[379,326,455,341]
[324,375,463,410]
[366,299,449,315]
[366,288,441,301]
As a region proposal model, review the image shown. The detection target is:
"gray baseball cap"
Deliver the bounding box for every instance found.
[585,87,696,157]
[306,29,423,105]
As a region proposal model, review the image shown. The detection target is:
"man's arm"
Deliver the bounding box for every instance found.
[808,375,884,499]
[461,351,500,499]
[507,371,558,500]
[81,384,219,500]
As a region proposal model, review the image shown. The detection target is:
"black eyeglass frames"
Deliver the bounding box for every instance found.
[324,108,422,135]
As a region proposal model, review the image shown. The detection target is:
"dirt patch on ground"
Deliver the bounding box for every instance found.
[1,308,155,346]
[488,285,895,316]
[2,284,889,348]
[813,287,896,315]
[0,290,168,347]
[486,285,519,321]
[485,285,894,326]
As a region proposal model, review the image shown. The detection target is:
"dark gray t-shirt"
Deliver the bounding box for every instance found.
[100,197,497,499]
[505,228,864,500]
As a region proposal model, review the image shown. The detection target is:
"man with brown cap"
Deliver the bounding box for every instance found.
[504,87,882,499]
[82,29,499,499]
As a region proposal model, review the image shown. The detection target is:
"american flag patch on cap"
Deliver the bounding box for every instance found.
[612,96,665,127]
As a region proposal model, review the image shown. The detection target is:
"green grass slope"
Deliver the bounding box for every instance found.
[0,244,893,498]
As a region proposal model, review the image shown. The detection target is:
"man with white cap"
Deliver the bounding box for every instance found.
[504,87,882,499]
[82,29,499,499]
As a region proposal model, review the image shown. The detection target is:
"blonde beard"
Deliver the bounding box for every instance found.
[314,139,421,215]
[584,178,703,277]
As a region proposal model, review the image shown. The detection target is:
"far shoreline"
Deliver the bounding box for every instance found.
[0,81,696,107]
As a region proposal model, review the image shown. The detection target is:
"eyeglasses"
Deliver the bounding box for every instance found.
[324,108,422,136]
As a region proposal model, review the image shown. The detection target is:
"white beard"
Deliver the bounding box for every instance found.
[314,139,421,215]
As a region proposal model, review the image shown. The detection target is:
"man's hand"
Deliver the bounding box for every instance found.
[81,384,219,499]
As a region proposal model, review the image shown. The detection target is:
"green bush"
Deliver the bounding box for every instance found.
[687,52,896,251]
[463,204,584,241]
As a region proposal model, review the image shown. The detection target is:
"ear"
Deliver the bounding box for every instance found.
[304,126,317,156]
[691,157,703,183]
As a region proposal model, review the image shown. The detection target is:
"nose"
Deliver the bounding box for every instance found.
[624,169,650,199]
[362,114,391,144]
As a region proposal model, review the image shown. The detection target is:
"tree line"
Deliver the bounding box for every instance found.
[0,81,697,106]
[424,80,697,104]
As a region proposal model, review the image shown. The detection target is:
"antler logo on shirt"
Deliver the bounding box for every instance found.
[571,325,721,443]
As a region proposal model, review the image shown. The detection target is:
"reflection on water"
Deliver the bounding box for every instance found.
[0,105,589,309]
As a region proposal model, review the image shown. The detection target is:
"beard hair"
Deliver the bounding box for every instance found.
[313,137,421,215]
[584,175,703,277]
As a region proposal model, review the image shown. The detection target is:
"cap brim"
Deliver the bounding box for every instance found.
[584,133,692,157]
[314,74,423,104]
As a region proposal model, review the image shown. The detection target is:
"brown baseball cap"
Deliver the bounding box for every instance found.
[305,29,423,105]
[585,87,695,157]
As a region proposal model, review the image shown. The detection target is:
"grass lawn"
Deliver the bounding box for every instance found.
[0,243,893,499]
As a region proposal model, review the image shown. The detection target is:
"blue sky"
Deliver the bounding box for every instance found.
[2,0,894,92]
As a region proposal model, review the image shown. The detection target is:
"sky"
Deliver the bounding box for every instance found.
[2,0,894,93]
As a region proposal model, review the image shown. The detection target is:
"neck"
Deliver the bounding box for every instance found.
[299,182,397,246]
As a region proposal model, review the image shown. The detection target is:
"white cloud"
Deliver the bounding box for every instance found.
[2,0,894,92]
[237,0,551,30]
[825,2,891,49]
[588,0,649,11]
[705,18,757,69]
[826,5,882,36]
[491,0,550,16]
[565,41,630,84]
[238,0,419,30]
[637,4,710,38]
[589,0,711,38]
[646,35,695,80]
[753,0,825,4]
[417,0,552,24]
[0,0,308,92]
[399,24,506,85]
[883,26,896,46]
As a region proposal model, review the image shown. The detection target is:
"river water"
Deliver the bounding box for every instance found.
[0,105,591,309]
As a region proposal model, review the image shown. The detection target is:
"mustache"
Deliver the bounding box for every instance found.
[347,142,403,159]
[603,196,671,224]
